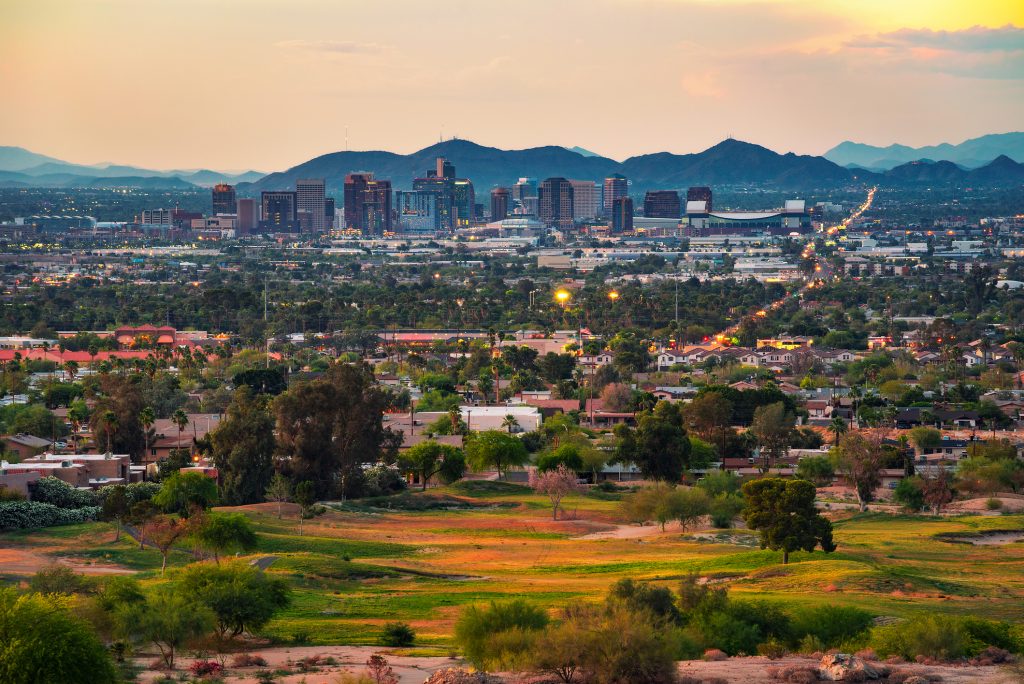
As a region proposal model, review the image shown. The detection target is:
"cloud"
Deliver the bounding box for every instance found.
[842,24,1024,79]
[274,39,390,55]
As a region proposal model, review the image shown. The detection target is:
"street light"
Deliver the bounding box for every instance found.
[554,289,571,305]
[607,290,620,301]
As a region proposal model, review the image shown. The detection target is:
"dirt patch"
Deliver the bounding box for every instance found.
[936,530,1024,546]
[0,545,133,576]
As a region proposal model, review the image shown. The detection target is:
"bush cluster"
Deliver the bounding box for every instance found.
[0,501,100,530]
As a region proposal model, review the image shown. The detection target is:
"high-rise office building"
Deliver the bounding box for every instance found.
[686,186,713,212]
[611,197,633,234]
[569,180,598,220]
[236,198,258,234]
[344,173,392,234]
[211,183,236,216]
[538,177,574,229]
[395,190,440,234]
[643,190,681,218]
[512,178,538,216]
[324,197,335,231]
[260,191,298,231]
[490,187,511,221]
[296,178,326,232]
[437,157,456,179]
[603,174,628,214]
[453,179,475,226]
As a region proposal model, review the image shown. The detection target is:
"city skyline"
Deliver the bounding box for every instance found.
[1,0,1022,171]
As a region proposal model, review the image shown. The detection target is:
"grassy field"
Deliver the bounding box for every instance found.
[2,482,1023,650]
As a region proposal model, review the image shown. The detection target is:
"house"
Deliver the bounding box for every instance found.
[805,400,832,420]
[145,413,223,464]
[20,452,133,488]
[656,350,689,371]
[1,433,51,461]
[579,353,613,368]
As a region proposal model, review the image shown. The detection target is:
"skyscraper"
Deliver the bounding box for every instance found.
[539,177,574,229]
[602,174,628,214]
[512,178,538,216]
[453,179,475,226]
[211,183,236,216]
[490,187,511,221]
[260,191,298,231]
[344,173,392,235]
[611,197,633,234]
[569,180,598,220]
[643,190,681,218]
[296,178,326,232]
[395,190,440,234]
[686,186,713,212]
[437,157,456,179]
[236,198,258,234]
[324,197,335,231]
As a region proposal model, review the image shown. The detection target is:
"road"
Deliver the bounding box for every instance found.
[712,186,876,342]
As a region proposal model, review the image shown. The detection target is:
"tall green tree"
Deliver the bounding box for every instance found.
[742,477,835,564]
[465,430,529,480]
[178,562,291,638]
[206,386,276,505]
[614,401,696,482]
[194,512,258,562]
[750,402,795,472]
[274,363,399,498]
[398,440,466,490]
[153,471,218,517]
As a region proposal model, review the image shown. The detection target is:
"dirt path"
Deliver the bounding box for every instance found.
[0,544,133,576]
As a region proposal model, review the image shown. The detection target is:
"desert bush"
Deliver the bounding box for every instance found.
[757,637,788,659]
[869,614,1021,661]
[455,599,549,670]
[30,564,91,595]
[767,664,818,683]
[606,578,681,624]
[702,648,728,661]
[380,621,415,647]
[189,660,224,677]
[708,493,744,528]
[0,500,100,530]
[790,604,874,649]
[362,465,408,498]
[985,498,1003,510]
[230,653,268,667]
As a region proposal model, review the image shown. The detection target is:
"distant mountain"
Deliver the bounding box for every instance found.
[247,137,861,195]
[0,169,196,190]
[567,146,602,158]
[0,146,262,188]
[825,133,1024,170]
[879,156,1024,186]
[0,146,66,172]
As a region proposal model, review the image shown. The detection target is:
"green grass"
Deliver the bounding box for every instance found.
[253,532,412,558]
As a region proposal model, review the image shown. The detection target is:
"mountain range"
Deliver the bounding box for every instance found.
[245,138,1023,195]
[2,137,1023,194]
[824,133,1024,171]
[0,146,263,188]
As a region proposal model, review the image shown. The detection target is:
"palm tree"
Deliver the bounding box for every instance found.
[828,415,848,447]
[63,360,78,383]
[172,408,190,452]
[501,415,520,434]
[140,406,156,462]
[68,403,87,454]
[101,410,119,453]
[447,406,461,434]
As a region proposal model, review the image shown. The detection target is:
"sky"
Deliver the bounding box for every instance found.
[1,0,1022,171]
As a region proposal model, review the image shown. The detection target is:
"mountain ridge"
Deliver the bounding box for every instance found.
[824,133,1024,170]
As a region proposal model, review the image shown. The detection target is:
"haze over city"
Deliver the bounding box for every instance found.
[2,0,1023,170]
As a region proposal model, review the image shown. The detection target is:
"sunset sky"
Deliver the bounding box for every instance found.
[1,0,1021,171]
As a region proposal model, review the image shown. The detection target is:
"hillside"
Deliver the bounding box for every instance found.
[825,132,1024,170]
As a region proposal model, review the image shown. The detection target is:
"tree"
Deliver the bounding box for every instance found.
[172,408,190,452]
[827,416,848,447]
[742,478,835,564]
[455,599,549,670]
[293,480,316,536]
[398,440,466,490]
[619,482,707,531]
[275,363,399,498]
[153,471,218,517]
[893,477,926,512]
[144,515,193,575]
[600,383,633,413]
[921,467,954,514]
[957,455,1024,495]
[536,352,576,384]
[536,443,586,473]
[124,590,214,669]
[750,402,795,472]
[465,430,529,480]
[194,512,258,562]
[98,410,119,452]
[833,431,886,512]
[99,484,131,542]
[178,562,291,638]
[907,426,942,456]
[674,487,711,530]
[683,391,734,456]
[206,387,276,505]
[501,414,521,434]
[139,406,155,461]
[530,464,583,520]
[614,401,694,482]
[0,588,118,684]
[89,375,147,461]
[795,455,835,486]
[264,473,292,519]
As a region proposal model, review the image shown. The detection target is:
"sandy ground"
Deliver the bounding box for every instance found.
[135,649,1021,684]
[0,544,133,575]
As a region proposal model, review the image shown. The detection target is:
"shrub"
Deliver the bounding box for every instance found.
[0,500,101,530]
[230,654,268,667]
[454,599,549,670]
[177,562,292,638]
[790,605,874,649]
[30,476,97,508]
[606,578,681,624]
[189,660,224,677]
[380,621,415,647]
[870,614,985,661]
[702,648,728,661]
[708,493,744,528]
[985,498,1003,511]
[693,610,763,656]
[362,465,408,498]
[29,564,90,595]
[757,637,788,659]
[893,478,925,513]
